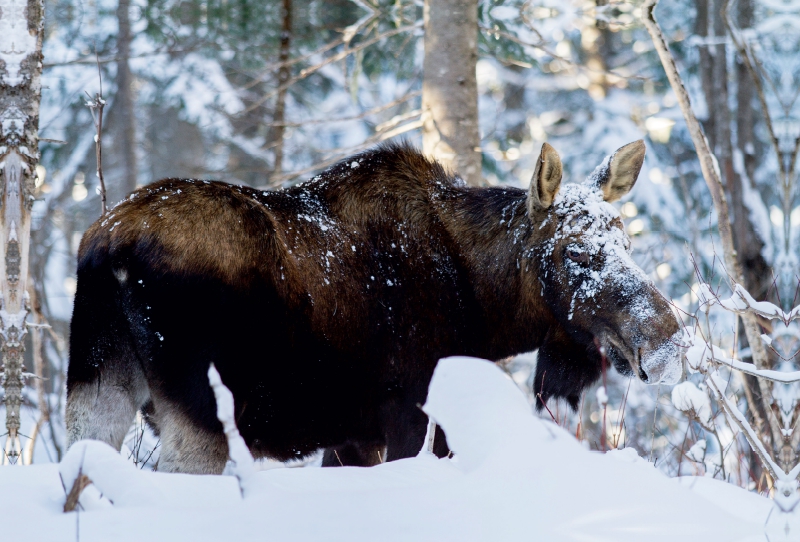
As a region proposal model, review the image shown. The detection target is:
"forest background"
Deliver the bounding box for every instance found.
[1,0,799,501]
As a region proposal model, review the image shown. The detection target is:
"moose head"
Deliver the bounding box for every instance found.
[527,141,683,408]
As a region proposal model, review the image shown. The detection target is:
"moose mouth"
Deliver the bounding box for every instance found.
[598,331,682,385]
[599,334,650,383]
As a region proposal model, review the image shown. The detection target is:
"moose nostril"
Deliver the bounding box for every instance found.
[638,366,649,383]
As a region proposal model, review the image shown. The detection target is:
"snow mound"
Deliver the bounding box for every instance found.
[672,381,713,426]
[1,357,772,541]
[60,440,163,508]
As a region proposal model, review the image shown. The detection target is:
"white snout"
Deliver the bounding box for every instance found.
[640,332,683,385]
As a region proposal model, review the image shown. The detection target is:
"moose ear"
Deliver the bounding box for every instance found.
[594,140,646,202]
[528,143,563,215]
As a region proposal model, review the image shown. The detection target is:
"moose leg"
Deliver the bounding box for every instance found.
[66,368,147,451]
[67,262,150,450]
[66,325,149,450]
[321,441,386,467]
[154,405,228,474]
[382,395,450,462]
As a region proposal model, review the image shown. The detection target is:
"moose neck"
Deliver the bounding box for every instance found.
[440,186,554,360]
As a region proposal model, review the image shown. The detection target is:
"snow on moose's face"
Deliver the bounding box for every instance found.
[537,183,682,385]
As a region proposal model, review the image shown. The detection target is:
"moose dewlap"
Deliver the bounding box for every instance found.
[66,141,681,474]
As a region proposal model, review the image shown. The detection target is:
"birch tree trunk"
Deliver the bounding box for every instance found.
[422,0,482,186]
[0,0,45,464]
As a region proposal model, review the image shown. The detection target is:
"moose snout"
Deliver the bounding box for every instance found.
[637,332,683,385]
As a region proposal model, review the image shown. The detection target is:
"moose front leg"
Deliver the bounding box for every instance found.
[321,441,386,467]
[381,395,450,462]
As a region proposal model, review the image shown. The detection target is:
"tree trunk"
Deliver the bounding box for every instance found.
[694,0,778,470]
[695,0,770,304]
[0,0,45,464]
[695,0,715,146]
[272,0,292,179]
[422,0,482,186]
[732,0,769,300]
[697,3,773,308]
[115,0,138,199]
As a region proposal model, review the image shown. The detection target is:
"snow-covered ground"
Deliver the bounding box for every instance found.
[0,358,791,541]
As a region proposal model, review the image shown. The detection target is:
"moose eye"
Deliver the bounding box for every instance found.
[566,248,589,264]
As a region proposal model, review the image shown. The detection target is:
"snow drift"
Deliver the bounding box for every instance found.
[0,357,782,541]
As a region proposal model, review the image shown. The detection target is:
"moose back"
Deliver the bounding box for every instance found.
[66,141,682,473]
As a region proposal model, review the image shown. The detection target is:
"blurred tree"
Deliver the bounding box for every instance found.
[422,0,482,186]
[113,0,138,200]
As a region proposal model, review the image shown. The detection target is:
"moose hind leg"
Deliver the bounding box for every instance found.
[155,406,228,474]
[66,322,149,450]
[66,369,148,451]
[67,257,151,450]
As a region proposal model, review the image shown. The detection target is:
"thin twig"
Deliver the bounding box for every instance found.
[84,51,108,215]
[642,1,782,458]
[264,91,421,128]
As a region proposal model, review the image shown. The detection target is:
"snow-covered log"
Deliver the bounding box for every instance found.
[59,440,161,511]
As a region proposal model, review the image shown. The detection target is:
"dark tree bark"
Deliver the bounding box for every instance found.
[695,0,716,146]
[695,0,769,299]
[732,0,769,300]
[272,0,292,178]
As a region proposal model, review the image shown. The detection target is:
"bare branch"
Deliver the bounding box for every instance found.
[641,0,771,381]
[264,111,423,187]
[63,474,91,513]
[243,23,422,115]
[478,25,647,82]
[85,91,108,215]
[266,91,421,128]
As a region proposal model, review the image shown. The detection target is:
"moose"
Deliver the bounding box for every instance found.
[66,140,682,474]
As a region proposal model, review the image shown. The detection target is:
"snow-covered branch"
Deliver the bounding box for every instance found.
[207,364,255,497]
[681,269,800,510]
[641,0,772,378]
[696,283,800,326]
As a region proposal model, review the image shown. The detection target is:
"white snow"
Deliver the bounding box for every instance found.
[0,357,777,541]
[208,364,255,496]
[671,381,713,426]
[687,440,707,462]
[596,385,608,406]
